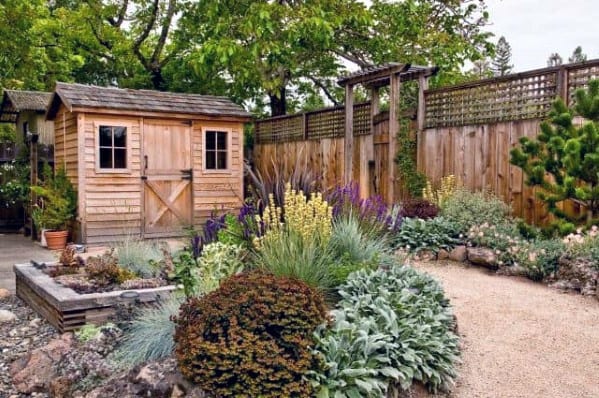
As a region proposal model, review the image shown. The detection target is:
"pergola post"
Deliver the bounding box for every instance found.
[359,87,380,199]
[417,74,429,131]
[344,84,354,185]
[388,72,401,204]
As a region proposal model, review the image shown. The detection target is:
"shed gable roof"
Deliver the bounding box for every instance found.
[47,82,251,120]
[0,90,52,123]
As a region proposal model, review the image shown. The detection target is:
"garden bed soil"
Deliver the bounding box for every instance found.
[14,263,176,333]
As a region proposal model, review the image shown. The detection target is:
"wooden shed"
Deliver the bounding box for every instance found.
[46,82,251,245]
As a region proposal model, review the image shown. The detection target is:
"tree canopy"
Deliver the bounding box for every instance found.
[1,0,494,116]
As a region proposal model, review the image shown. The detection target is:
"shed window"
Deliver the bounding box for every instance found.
[205,130,228,170]
[98,125,127,169]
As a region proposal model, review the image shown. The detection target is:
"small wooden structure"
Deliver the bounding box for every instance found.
[0,90,54,233]
[254,63,437,203]
[338,63,438,202]
[15,263,176,332]
[46,82,251,244]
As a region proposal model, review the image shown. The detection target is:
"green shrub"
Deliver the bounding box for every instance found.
[174,270,328,397]
[111,296,182,367]
[254,229,335,292]
[441,188,510,233]
[216,213,247,247]
[31,165,77,230]
[563,227,599,269]
[516,238,566,281]
[113,237,162,278]
[310,265,459,396]
[392,217,461,253]
[467,222,526,266]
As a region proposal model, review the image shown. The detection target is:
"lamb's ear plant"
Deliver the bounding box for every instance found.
[310,265,459,396]
[392,217,461,253]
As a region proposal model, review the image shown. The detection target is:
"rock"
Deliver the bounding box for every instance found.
[49,376,72,398]
[415,250,436,261]
[10,333,73,394]
[551,256,598,297]
[0,310,17,322]
[449,245,467,262]
[467,247,498,269]
[437,249,450,260]
[498,264,528,277]
[0,288,11,298]
[83,357,209,398]
[171,384,185,398]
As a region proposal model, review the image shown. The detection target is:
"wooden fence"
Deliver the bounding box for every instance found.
[254,59,599,224]
[420,59,599,224]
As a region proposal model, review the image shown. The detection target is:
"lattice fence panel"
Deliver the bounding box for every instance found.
[254,114,303,144]
[353,102,371,136]
[568,64,599,104]
[425,71,558,128]
[255,102,372,143]
[306,106,344,139]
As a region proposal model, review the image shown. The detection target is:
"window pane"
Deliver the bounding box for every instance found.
[113,127,127,148]
[206,151,216,169]
[217,132,227,150]
[99,126,112,146]
[217,151,227,169]
[99,148,112,168]
[114,148,127,168]
[206,131,216,151]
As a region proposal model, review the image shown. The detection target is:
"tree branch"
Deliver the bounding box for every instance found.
[331,48,371,68]
[132,0,160,69]
[309,76,340,106]
[151,0,176,66]
[107,0,129,27]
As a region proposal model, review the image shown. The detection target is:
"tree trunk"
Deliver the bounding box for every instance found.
[150,67,166,91]
[269,87,287,116]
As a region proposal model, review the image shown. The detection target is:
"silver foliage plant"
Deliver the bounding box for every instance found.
[309,265,460,397]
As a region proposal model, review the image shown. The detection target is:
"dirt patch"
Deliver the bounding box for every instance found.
[413,260,599,398]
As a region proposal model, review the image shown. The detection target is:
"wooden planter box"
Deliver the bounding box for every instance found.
[14,263,176,333]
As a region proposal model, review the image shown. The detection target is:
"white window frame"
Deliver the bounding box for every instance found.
[94,121,132,174]
[202,127,232,174]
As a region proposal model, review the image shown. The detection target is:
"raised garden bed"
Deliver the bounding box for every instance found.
[14,262,176,332]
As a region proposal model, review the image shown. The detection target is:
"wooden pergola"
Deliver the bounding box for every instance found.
[337,62,438,202]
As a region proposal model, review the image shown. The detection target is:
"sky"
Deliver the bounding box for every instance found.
[485,0,599,71]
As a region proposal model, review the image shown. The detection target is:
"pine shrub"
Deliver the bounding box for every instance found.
[174,270,328,397]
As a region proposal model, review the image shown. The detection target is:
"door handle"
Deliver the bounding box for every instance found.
[144,155,148,170]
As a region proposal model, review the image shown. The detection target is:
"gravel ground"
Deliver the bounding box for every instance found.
[0,295,58,398]
[414,260,599,398]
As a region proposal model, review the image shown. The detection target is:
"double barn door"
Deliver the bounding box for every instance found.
[142,120,193,237]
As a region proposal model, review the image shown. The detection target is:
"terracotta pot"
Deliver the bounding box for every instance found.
[44,230,68,250]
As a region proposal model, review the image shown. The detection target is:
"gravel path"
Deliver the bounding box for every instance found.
[414,260,599,398]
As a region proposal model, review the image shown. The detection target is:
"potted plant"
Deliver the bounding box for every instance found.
[31,165,76,250]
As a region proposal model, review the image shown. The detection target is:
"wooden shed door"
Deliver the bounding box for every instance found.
[142,120,192,237]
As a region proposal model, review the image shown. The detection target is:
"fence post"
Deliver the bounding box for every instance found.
[417,74,428,131]
[556,66,569,105]
[302,112,308,140]
[344,84,354,185]
[388,72,401,204]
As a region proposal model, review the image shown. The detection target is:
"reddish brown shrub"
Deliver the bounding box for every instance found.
[399,198,439,219]
[174,269,328,397]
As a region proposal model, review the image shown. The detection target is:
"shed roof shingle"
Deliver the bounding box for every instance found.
[0,90,52,123]
[47,82,251,120]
